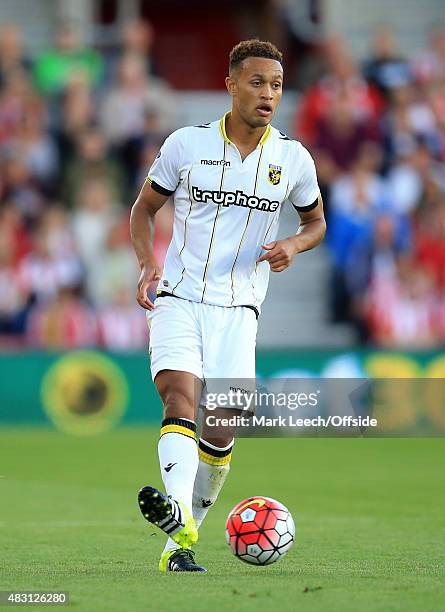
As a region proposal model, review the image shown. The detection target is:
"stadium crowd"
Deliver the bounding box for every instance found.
[295,28,445,346]
[0,21,173,350]
[0,21,444,349]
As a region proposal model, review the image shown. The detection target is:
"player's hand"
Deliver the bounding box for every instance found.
[257,238,300,272]
[136,262,161,310]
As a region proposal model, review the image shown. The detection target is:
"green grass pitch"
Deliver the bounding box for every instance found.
[0,430,444,611]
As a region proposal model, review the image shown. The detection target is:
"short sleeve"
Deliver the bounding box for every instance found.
[146,128,186,196]
[288,144,320,212]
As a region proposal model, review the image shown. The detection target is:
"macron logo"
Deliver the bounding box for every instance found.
[201,159,231,166]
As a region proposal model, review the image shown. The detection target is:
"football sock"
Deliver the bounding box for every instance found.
[158,417,199,512]
[161,436,233,556]
[192,438,234,529]
[158,417,199,556]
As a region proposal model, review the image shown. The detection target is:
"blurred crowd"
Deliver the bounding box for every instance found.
[295,27,445,347]
[1,20,445,350]
[0,20,174,350]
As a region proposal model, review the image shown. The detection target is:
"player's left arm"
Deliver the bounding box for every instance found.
[257,195,326,272]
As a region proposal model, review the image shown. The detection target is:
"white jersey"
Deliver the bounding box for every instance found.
[146,113,319,313]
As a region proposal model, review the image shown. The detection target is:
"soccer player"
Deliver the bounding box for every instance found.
[130,39,326,572]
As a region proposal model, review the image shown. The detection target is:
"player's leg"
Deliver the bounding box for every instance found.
[148,369,207,570]
[138,296,206,571]
[192,408,236,529]
[156,369,200,515]
[191,304,257,532]
[138,370,201,553]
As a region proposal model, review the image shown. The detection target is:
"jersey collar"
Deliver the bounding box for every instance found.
[219,112,271,147]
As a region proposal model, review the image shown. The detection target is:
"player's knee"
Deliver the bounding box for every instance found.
[162,388,195,420]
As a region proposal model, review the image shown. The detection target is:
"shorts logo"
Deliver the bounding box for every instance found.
[268,164,282,185]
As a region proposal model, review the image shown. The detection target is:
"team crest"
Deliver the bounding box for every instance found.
[268,164,282,185]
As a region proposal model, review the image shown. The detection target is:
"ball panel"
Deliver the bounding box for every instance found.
[278,540,293,555]
[264,528,281,546]
[239,531,261,546]
[254,508,268,528]
[236,537,247,556]
[257,549,276,565]
[247,543,262,557]
[271,508,289,521]
[262,497,288,512]
[228,514,242,534]
[228,535,237,554]
[262,510,279,530]
[228,498,254,515]
[277,532,294,548]
[229,497,267,516]
[262,550,281,565]
[257,533,274,550]
[286,513,296,537]
[274,519,288,536]
[239,520,258,534]
[240,508,256,522]
[239,553,261,565]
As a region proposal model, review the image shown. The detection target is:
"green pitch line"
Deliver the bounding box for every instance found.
[0,429,444,612]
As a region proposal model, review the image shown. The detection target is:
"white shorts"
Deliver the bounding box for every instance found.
[146,295,257,405]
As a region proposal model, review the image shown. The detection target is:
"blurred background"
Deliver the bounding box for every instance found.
[1,0,445,429]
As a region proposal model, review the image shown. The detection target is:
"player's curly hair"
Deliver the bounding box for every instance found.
[229,39,283,73]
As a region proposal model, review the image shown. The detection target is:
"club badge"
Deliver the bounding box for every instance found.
[268,164,282,185]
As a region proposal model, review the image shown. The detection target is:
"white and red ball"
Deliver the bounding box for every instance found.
[225,496,295,565]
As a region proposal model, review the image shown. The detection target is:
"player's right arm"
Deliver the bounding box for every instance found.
[130,181,169,310]
[130,128,187,310]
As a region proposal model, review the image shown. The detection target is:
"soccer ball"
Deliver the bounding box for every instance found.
[225,496,295,565]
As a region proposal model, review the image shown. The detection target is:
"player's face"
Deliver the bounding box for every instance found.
[227,58,283,129]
